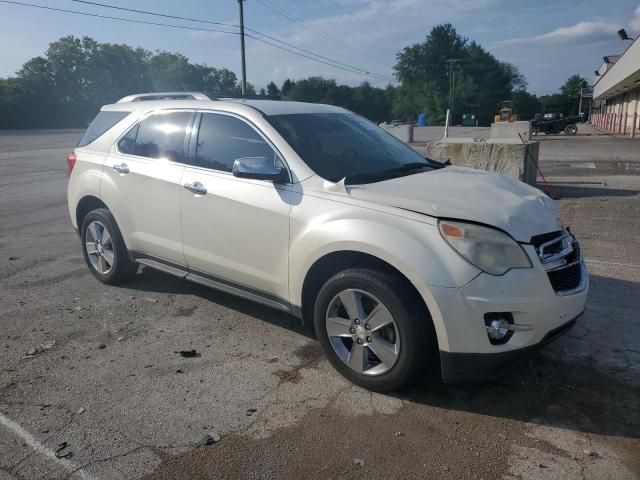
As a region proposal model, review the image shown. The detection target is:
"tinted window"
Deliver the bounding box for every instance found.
[267,112,437,184]
[78,111,130,147]
[130,111,192,162]
[195,113,276,172]
[117,123,138,154]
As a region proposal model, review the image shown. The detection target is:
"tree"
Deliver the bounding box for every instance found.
[539,74,588,117]
[511,90,541,121]
[0,35,246,128]
[266,81,280,96]
[559,74,587,116]
[280,77,392,123]
[393,24,533,125]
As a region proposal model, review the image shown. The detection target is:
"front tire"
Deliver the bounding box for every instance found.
[314,269,434,392]
[80,208,137,284]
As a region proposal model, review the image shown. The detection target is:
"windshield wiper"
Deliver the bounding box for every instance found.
[345,162,434,185]
[380,162,434,175]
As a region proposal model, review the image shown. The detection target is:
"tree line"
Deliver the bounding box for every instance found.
[0,25,587,129]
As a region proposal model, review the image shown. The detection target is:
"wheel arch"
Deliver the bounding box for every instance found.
[299,250,435,340]
[76,195,109,232]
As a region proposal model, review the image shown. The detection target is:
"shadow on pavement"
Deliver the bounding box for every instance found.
[551,184,639,198]
[399,274,640,439]
[124,266,313,339]
[126,266,640,440]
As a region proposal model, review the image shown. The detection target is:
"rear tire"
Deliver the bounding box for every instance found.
[565,124,578,136]
[313,268,434,392]
[80,208,137,284]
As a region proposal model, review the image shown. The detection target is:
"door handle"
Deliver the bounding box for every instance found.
[184,181,207,195]
[113,163,129,174]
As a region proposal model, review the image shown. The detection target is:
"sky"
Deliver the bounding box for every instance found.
[0,0,639,95]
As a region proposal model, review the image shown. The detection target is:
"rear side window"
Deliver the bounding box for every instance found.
[194,113,276,172]
[78,111,130,147]
[118,111,191,163]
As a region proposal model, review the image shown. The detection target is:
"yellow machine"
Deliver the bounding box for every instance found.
[495,100,518,123]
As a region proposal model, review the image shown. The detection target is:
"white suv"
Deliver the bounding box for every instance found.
[67,92,588,391]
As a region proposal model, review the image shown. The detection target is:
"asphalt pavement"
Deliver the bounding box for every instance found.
[0,129,639,480]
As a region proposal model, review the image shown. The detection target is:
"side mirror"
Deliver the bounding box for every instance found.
[232,157,288,183]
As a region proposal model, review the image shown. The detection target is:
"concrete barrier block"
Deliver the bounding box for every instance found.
[381,125,414,143]
[490,121,531,141]
[411,139,539,185]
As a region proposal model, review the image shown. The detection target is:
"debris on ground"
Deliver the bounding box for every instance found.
[55,442,73,459]
[76,407,85,415]
[98,343,106,349]
[200,433,221,446]
[246,408,257,416]
[583,449,599,457]
[9,256,20,261]
[353,458,365,467]
[24,340,56,358]
[176,350,200,358]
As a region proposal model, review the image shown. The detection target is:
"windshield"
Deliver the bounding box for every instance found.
[266,112,440,184]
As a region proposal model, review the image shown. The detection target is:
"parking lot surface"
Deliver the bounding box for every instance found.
[1,129,639,479]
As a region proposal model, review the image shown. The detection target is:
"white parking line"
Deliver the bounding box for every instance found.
[585,259,640,268]
[0,413,96,480]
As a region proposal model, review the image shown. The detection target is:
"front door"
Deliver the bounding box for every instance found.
[101,110,194,265]
[180,112,292,302]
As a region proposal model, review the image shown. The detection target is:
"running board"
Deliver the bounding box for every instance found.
[133,253,292,314]
[136,257,188,278]
[186,272,291,313]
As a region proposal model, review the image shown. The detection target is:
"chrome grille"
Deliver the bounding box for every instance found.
[532,228,586,295]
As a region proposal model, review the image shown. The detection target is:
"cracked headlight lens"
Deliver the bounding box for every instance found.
[438,220,532,275]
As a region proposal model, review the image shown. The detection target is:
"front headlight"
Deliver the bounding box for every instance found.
[438,220,532,275]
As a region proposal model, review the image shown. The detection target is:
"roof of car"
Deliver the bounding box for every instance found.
[101,98,345,116]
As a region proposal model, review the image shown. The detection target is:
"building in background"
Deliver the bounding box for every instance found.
[591,34,640,138]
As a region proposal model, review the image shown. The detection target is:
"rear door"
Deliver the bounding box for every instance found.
[180,111,292,303]
[101,110,195,265]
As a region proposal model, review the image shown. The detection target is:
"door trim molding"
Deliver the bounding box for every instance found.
[132,252,295,316]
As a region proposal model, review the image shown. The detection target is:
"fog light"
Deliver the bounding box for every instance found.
[487,318,511,340]
[484,312,514,345]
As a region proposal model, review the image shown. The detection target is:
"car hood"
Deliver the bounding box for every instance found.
[346,166,561,242]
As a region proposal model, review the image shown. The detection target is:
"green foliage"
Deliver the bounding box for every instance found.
[393,24,527,125]
[281,77,392,123]
[266,81,280,96]
[511,90,541,121]
[1,28,548,129]
[0,35,244,128]
[539,74,587,117]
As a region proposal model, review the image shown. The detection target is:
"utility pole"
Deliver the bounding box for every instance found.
[238,0,247,94]
[446,59,462,121]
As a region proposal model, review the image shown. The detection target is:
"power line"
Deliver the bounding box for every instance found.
[68,0,393,81]
[0,0,393,81]
[285,0,385,66]
[253,0,387,68]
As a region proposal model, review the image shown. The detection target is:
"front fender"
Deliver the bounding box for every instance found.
[289,216,480,308]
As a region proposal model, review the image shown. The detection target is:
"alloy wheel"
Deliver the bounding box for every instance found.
[85,220,115,275]
[325,289,400,376]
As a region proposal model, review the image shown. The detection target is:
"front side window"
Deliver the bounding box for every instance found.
[118,111,192,162]
[267,112,440,184]
[194,113,277,172]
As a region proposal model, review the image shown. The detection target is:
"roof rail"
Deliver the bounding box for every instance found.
[214,94,283,101]
[116,92,211,103]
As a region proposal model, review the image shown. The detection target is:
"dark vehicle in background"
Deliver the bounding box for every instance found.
[531,113,579,136]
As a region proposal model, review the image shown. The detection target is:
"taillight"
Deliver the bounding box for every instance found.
[66,152,77,177]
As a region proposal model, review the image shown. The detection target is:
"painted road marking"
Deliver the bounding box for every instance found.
[0,412,96,480]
